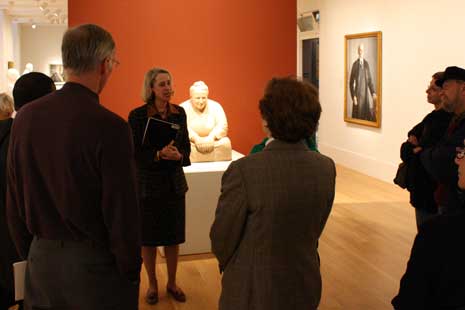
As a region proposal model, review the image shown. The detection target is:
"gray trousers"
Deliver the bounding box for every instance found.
[24,237,139,310]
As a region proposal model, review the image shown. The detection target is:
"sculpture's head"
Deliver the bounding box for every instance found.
[25,63,33,72]
[190,81,209,112]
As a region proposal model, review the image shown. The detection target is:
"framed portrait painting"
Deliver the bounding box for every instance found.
[344,31,382,128]
[49,64,65,83]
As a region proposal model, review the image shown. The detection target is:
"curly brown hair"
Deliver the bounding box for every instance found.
[259,77,321,143]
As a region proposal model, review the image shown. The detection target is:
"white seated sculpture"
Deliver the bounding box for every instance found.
[6,61,20,96]
[22,63,33,75]
[180,81,232,162]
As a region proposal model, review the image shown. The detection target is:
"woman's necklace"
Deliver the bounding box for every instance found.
[155,101,168,118]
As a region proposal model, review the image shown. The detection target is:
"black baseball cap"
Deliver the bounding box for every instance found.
[435,66,465,87]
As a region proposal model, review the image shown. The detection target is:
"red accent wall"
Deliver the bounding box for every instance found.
[69,1,296,154]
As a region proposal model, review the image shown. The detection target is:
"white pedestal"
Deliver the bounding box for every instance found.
[179,150,244,255]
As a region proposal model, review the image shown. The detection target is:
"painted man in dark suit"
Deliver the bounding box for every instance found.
[349,44,377,121]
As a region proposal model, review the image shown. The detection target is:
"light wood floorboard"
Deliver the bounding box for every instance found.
[136,164,416,310]
[6,166,414,310]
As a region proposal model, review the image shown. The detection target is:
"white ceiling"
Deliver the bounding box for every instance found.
[0,0,67,25]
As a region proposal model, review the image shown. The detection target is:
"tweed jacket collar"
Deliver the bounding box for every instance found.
[264,139,308,152]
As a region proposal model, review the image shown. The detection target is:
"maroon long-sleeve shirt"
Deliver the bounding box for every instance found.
[6,82,141,282]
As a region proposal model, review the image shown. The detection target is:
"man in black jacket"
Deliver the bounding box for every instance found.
[6,24,141,310]
[400,72,452,229]
[392,146,465,310]
[421,66,465,215]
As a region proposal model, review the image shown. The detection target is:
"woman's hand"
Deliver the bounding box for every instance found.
[159,141,182,161]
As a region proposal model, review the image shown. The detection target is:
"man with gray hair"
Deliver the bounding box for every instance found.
[6,24,141,309]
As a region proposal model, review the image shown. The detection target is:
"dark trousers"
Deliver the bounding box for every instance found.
[24,237,139,310]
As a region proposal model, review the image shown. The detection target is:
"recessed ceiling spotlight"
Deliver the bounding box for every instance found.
[32,23,37,29]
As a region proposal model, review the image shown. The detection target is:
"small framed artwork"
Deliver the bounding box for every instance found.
[49,64,65,83]
[344,31,382,128]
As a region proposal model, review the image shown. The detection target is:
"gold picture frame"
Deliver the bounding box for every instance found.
[344,31,382,128]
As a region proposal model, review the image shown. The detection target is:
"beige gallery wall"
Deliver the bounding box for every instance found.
[298,0,465,182]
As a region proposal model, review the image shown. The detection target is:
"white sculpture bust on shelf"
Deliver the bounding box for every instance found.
[22,63,34,75]
[180,81,232,162]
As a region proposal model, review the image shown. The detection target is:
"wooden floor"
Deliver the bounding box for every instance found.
[137,165,416,310]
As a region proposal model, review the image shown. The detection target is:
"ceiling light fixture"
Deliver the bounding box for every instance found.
[32,23,37,29]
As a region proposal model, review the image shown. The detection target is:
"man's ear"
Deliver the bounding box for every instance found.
[100,58,108,75]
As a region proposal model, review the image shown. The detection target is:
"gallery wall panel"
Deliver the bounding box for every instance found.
[69,0,297,154]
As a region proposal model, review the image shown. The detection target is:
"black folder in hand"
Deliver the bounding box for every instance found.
[142,117,180,150]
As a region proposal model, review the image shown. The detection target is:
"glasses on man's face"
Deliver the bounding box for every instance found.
[456,147,465,160]
[107,58,120,68]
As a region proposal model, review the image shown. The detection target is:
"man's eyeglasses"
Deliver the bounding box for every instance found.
[107,58,120,68]
[456,148,465,160]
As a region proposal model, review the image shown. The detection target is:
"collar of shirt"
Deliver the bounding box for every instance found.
[147,101,180,118]
[265,137,275,146]
[62,82,100,104]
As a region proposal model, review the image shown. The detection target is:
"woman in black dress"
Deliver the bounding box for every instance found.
[128,68,190,304]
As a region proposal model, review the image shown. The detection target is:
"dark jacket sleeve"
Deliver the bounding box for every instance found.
[176,107,191,167]
[100,120,142,282]
[210,160,248,272]
[400,141,415,163]
[408,122,424,140]
[6,125,33,259]
[418,111,451,148]
[365,61,376,95]
[420,142,457,183]
[420,116,465,183]
[349,62,358,100]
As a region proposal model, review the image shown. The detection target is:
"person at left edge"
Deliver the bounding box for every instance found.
[6,24,141,310]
